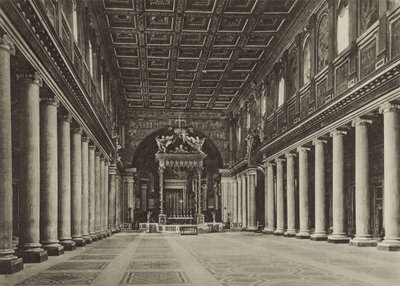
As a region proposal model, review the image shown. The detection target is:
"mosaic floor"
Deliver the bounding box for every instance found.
[1,232,399,286]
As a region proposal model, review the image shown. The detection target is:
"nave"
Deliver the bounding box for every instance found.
[1,232,399,286]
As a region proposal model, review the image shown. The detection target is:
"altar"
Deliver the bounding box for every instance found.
[154,125,208,226]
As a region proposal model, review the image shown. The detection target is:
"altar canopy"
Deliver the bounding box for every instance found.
[155,125,207,225]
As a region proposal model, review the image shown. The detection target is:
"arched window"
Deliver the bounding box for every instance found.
[237,125,241,144]
[337,2,349,54]
[278,77,285,107]
[303,37,311,85]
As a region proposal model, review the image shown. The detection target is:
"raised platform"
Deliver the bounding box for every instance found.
[139,222,224,233]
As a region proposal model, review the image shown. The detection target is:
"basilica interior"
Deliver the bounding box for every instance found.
[0,0,400,285]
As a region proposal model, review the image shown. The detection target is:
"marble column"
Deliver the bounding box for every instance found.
[159,166,166,224]
[264,162,275,233]
[40,95,64,255]
[274,158,285,235]
[125,169,135,226]
[71,125,86,246]
[378,103,400,251]
[296,147,311,239]
[0,34,23,274]
[233,177,238,224]
[58,112,76,250]
[99,157,106,237]
[328,130,350,243]
[115,174,121,230]
[220,175,229,224]
[350,118,377,247]
[311,139,328,241]
[95,150,102,239]
[241,175,248,229]
[104,161,111,236]
[108,164,117,233]
[88,144,97,241]
[285,153,297,237]
[237,176,242,226]
[247,170,257,231]
[81,134,91,244]
[17,72,48,263]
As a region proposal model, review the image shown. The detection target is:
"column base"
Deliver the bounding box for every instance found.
[349,237,377,247]
[196,214,205,225]
[43,244,64,256]
[90,234,98,242]
[111,228,118,234]
[310,233,328,241]
[107,230,112,236]
[83,235,93,244]
[73,238,86,247]
[273,228,285,236]
[60,240,76,251]
[296,231,310,239]
[101,231,107,238]
[284,229,297,237]
[17,248,48,263]
[0,256,24,274]
[262,227,275,234]
[246,226,257,232]
[327,234,350,244]
[96,233,103,240]
[377,240,400,251]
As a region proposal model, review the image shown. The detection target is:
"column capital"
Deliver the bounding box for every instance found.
[95,149,101,156]
[82,133,90,143]
[159,166,165,174]
[297,146,310,153]
[379,102,400,114]
[100,155,105,162]
[125,168,136,177]
[264,161,275,168]
[88,144,96,151]
[330,129,348,137]
[104,159,110,166]
[312,138,328,145]
[219,168,231,177]
[40,96,60,107]
[16,71,43,87]
[71,125,83,135]
[275,158,285,163]
[0,34,16,55]
[285,152,297,159]
[58,112,72,123]
[352,117,372,127]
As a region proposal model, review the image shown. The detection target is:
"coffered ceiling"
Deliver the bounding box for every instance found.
[96,0,301,110]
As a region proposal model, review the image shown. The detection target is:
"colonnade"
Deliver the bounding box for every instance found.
[262,103,400,251]
[220,168,257,231]
[0,34,125,274]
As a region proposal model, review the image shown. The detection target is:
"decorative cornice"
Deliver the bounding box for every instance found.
[0,34,15,55]
[16,72,43,87]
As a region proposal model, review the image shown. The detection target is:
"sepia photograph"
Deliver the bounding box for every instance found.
[0,0,399,285]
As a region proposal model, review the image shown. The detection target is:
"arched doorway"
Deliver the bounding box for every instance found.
[131,127,223,228]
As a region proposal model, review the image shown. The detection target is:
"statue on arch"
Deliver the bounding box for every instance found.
[155,135,174,153]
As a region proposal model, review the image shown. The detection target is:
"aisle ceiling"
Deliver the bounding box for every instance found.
[97,0,302,110]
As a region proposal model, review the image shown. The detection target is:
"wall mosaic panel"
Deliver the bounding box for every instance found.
[359,39,376,80]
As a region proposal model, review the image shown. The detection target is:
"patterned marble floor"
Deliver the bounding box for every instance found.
[1,232,399,286]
